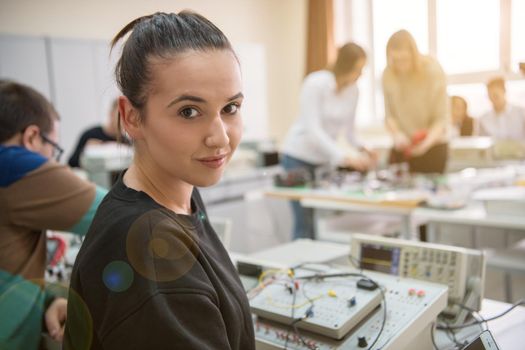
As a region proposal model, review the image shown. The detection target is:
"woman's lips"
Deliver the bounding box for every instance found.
[197,154,228,169]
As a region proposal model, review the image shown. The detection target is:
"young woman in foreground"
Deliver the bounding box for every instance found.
[64,11,255,349]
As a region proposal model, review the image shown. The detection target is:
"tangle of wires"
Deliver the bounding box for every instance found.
[296,271,387,350]
[247,260,387,350]
[430,299,525,350]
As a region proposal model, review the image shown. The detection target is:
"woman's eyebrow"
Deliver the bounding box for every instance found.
[167,92,244,108]
[228,92,244,101]
[167,94,206,108]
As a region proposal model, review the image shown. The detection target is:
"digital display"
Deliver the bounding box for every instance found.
[360,244,401,275]
[463,338,485,350]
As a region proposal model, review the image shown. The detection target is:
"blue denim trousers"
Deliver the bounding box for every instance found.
[280,154,319,240]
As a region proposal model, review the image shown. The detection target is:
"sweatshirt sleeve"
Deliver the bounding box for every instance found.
[100,291,232,350]
[299,76,346,165]
[6,161,107,235]
[344,87,360,147]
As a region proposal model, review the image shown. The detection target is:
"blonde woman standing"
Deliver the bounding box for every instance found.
[383,30,448,173]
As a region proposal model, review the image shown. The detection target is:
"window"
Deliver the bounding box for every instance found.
[336,0,525,126]
[511,0,525,73]
[372,0,428,78]
[437,0,500,74]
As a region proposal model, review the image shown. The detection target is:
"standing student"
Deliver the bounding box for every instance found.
[64,11,255,350]
[383,30,448,173]
[477,77,525,140]
[450,96,474,137]
[0,80,107,349]
[281,42,375,240]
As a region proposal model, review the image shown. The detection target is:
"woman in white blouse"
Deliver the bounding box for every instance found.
[281,42,374,240]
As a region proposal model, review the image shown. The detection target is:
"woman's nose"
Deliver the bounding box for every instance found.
[205,115,229,148]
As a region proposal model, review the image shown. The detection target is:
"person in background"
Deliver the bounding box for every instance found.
[64,11,255,350]
[477,77,525,140]
[280,42,376,240]
[0,80,107,349]
[450,96,474,137]
[68,98,128,168]
[383,30,448,174]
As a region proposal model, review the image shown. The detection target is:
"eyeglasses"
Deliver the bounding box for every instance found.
[41,134,64,162]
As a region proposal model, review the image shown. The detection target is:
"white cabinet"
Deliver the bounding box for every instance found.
[0,35,51,99]
[48,38,118,161]
[0,34,119,162]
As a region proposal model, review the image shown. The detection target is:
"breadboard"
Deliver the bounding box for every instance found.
[250,269,382,340]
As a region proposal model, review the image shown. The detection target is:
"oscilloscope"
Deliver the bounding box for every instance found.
[350,233,485,318]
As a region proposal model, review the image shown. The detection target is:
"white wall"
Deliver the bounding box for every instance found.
[0,0,306,145]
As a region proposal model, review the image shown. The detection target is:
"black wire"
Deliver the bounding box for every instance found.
[430,322,467,350]
[454,303,489,332]
[437,299,525,330]
[292,323,316,350]
[433,304,491,350]
[284,277,317,350]
[283,276,297,350]
[437,305,474,349]
[255,259,385,349]
[431,322,440,350]
[296,271,387,350]
[296,272,368,281]
[368,283,387,350]
[445,327,464,348]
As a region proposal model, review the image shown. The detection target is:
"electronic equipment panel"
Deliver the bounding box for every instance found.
[250,268,382,339]
[350,233,484,305]
[251,269,448,350]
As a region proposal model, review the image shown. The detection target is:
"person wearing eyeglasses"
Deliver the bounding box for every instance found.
[0,80,107,350]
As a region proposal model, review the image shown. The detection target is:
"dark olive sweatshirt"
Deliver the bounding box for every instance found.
[64,174,255,349]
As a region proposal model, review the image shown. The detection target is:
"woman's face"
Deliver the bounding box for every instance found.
[136,49,243,187]
[389,48,414,74]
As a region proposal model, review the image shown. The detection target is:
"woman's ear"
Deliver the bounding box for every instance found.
[21,125,43,152]
[118,96,143,141]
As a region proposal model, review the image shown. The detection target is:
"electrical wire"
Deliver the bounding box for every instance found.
[296,271,387,350]
[251,258,385,349]
[283,271,318,350]
[431,299,525,350]
[437,299,525,330]
[283,274,297,350]
[431,322,440,350]
[455,303,488,332]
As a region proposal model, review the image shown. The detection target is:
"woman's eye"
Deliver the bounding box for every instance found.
[223,103,240,115]
[180,107,199,119]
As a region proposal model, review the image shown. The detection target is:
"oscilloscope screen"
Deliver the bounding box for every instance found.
[360,244,401,275]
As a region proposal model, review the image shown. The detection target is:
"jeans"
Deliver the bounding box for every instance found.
[280,154,319,240]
